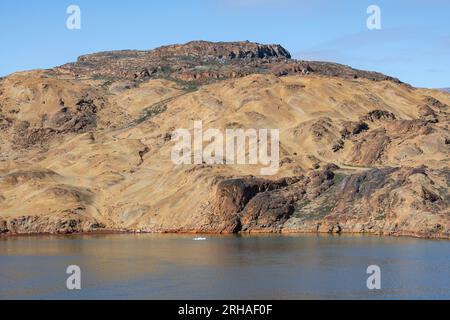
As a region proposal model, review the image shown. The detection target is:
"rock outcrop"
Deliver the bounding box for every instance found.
[56,40,401,84]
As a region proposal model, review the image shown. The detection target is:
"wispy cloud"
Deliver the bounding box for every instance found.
[309,27,429,49]
[293,27,431,64]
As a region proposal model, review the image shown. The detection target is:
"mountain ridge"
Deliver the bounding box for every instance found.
[55,40,402,85]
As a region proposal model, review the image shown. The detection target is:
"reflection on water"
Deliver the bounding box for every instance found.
[0,234,449,299]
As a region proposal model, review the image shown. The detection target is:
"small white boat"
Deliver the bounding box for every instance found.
[193,237,207,241]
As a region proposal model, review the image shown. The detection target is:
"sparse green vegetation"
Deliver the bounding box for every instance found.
[317,204,335,217]
[342,163,375,169]
[91,75,121,83]
[333,173,347,186]
[437,187,450,202]
[162,77,201,92]
[375,209,387,221]
[294,197,337,221]
[294,200,311,213]
[135,103,167,125]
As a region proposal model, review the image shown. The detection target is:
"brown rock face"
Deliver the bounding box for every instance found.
[360,110,396,122]
[1,215,105,235]
[151,41,292,60]
[239,190,295,232]
[0,40,448,238]
[211,178,293,233]
[283,166,450,239]
[210,171,338,234]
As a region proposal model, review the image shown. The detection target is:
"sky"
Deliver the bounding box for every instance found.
[0,0,449,88]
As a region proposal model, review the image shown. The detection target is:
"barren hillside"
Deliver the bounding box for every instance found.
[0,41,449,238]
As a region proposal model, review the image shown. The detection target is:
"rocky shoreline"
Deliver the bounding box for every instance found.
[1,165,448,240]
[1,229,448,240]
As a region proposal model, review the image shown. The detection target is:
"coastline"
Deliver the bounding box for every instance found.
[1,228,449,240]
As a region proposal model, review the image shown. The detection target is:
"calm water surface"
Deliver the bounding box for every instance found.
[0,234,449,300]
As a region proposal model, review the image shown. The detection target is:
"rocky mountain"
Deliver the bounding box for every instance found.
[440,88,450,93]
[0,41,449,238]
[57,40,401,83]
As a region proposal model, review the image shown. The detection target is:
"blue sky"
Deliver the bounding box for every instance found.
[0,0,449,88]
